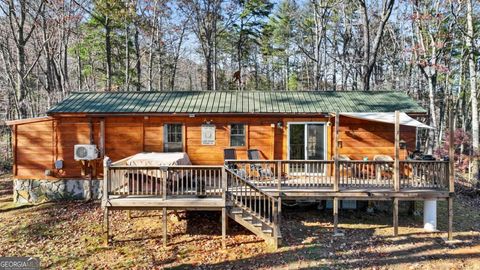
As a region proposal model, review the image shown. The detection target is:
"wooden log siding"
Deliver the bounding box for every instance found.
[11,115,418,180]
[57,118,100,177]
[15,119,55,179]
[338,117,416,160]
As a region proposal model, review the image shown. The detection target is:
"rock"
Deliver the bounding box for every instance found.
[16,190,30,202]
[32,180,41,188]
[12,178,102,203]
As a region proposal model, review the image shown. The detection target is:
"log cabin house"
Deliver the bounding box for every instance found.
[6,91,454,248]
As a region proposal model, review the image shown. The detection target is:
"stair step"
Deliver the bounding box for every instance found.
[262,229,272,234]
[231,208,243,215]
[252,223,263,227]
[243,216,253,221]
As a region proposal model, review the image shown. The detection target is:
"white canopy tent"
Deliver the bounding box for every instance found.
[339,112,434,129]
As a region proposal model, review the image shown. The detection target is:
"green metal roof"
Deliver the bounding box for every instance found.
[47,91,426,114]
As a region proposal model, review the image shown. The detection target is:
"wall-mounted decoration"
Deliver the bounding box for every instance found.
[201,124,216,145]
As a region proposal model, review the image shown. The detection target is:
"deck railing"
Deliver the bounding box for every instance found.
[225,160,335,188]
[105,159,450,200]
[107,163,224,198]
[338,160,394,188]
[399,160,449,189]
[226,167,279,238]
[108,166,166,196]
[225,159,450,191]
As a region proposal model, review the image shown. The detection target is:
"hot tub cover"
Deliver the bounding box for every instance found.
[126,152,192,166]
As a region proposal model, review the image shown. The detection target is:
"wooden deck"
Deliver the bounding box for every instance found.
[107,196,226,209]
[101,158,454,249]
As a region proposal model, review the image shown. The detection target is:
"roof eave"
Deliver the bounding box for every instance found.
[47,111,427,117]
[6,116,53,126]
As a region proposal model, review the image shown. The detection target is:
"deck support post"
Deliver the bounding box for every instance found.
[333,197,340,235]
[162,167,168,200]
[272,200,279,249]
[222,207,227,249]
[163,207,167,247]
[334,112,340,192]
[221,167,228,236]
[423,199,437,231]
[393,111,401,236]
[394,111,400,192]
[127,210,131,219]
[448,197,453,241]
[103,207,109,246]
[393,197,399,236]
[102,157,111,209]
[277,197,282,228]
[448,103,454,240]
[102,157,111,246]
[277,161,282,226]
[100,119,105,156]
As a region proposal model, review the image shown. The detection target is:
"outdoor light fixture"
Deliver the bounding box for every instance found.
[276,121,283,129]
[400,139,407,149]
[327,114,333,126]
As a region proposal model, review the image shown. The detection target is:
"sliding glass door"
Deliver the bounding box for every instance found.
[288,123,326,174]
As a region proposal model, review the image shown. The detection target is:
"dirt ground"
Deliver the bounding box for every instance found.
[0,174,479,269]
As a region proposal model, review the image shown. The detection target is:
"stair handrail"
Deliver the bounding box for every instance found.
[225,166,279,241]
[225,167,278,202]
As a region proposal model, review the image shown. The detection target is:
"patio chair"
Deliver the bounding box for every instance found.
[247,149,273,178]
[373,155,394,181]
[224,148,248,179]
[337,155,352,180]
[224,148,238,171]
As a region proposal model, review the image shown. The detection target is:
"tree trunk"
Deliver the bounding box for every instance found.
[147,1,159,91]
[206,54,213,90]
[312,0,323,91]
[125,24,130,91]
[135,26,141,91]
[237,18,243,90]
[467,0,479,183]
[105,20,112,91]
[170,21,187,91]
[77,49,83,91]
[357,0,394,91]
[427,75,437,154]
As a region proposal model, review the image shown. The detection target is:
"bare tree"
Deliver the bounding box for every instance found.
[180,0,222,91]
[466,0,478,182]
[357,0,394,91]
[0,0,45,118]
[412,0,452,153]
[311,0,330,90]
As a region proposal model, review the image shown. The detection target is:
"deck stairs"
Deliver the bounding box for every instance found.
[224,168,281,248]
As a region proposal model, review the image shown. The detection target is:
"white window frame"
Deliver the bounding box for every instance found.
[164,123,183,152]
[286,122,328,176]
[229,123,246,147]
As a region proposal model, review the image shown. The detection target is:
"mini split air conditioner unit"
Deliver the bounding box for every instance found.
[74,144,99,161]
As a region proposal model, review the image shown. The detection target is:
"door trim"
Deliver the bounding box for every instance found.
[286,122,327,161]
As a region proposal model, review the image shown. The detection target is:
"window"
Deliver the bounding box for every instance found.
[164,124,183,152]
[230,124,246,147]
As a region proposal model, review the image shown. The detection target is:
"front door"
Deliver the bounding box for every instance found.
[288,123,326,174]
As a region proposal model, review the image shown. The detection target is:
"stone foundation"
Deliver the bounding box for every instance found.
[14,179,103,204]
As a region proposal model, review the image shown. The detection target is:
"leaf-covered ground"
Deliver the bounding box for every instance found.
[0,174,479,269]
